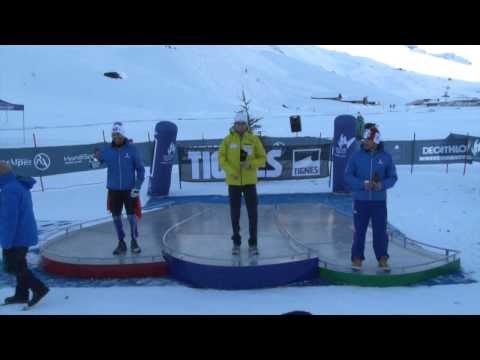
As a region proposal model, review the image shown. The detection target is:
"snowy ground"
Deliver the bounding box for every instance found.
[1,161,479,315]
[1,283,478,315]
[3,106,480,147]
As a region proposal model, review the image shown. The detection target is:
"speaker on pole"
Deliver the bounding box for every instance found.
[290,115,302,133]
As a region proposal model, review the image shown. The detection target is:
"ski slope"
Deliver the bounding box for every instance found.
[1,45,479,146]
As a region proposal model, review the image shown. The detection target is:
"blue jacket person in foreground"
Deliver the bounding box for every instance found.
[344,123,398,270]
[93,122,145,256]
[0,161,49,307]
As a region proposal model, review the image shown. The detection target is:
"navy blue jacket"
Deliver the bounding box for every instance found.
[344,143,398,201]
[98,141,145,191]
[0,172,39,249]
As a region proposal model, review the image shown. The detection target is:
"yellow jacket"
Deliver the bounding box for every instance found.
[219,129,266,185]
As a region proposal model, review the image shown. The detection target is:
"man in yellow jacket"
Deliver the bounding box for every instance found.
[219,110,266,256]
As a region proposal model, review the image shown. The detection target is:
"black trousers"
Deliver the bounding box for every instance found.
[3,247,47,299]
[228,185,258,246]
[109,190,135,216]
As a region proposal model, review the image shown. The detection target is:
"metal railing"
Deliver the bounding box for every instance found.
[161,205,314,266]
[273,203,460,275]
[39,198,461,273]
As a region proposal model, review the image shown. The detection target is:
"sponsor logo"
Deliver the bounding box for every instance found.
[422,145,468,156]
[185,149,283,181]
[64,153,93,165]
[3,158,32,167]
[419,155,473,162]
[471,139,480,157]
[292,149,321,177]
[33,153,51,171]
[334,134,356,158]
[168,142,176,156]
[420,144,472,162]
[162,142,176,163]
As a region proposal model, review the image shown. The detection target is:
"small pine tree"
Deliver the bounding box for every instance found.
[239,89,263,134]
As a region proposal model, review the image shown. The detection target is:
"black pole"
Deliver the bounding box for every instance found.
[209,145,213,181]
[410,132,416,175]
[264,144,267,178]
[22,110,26,145]
[33,132,45,192]
[201,134,205,180]
[328,143,333,189]
[177,145,182,190]
[102,130,106,143]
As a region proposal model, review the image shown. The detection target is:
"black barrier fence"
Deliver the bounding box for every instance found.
[1,134,479,179]
[0,141,155,178]
[0,136,330,178]
[177,143,332,182]
[449,133,480,163]
[383,136,475,165]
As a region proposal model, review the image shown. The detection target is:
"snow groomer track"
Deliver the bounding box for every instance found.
[41,194,461,289]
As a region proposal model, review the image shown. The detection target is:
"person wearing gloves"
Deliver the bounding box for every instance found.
[344,123,398,271]
[0,161,49,307]
[93,122,145,255]
[219,110,266,257]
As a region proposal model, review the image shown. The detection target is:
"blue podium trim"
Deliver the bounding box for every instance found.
[163,252,319,290]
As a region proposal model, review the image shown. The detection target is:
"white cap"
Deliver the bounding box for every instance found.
[234,110,248,123]
[112,122,126,137]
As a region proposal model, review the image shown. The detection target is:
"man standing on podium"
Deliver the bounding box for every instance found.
[219,110,266,257]
[92,122,145,256]
[344,123,398,271]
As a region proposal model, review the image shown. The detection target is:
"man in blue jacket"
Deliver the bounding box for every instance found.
[93,122,145,255]
[344,123,398,270]
[0,161,49,306]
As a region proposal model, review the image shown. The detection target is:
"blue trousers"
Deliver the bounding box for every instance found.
[351,200,389,261]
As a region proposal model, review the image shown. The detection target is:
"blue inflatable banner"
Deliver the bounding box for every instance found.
[148,121,178,197]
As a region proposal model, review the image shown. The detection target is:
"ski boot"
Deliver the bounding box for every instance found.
[113,240,127,256]
[232,244,241,256]
[351,257,363,271]
[248,245,259,257]
[27,286,49,308]
[4,295,29,305]
[131,239,141,254]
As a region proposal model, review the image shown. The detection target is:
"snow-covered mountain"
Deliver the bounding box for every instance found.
[1,45,479,133]
[407,45,472,65]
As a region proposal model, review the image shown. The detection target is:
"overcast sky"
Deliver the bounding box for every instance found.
[318,45,480,83]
